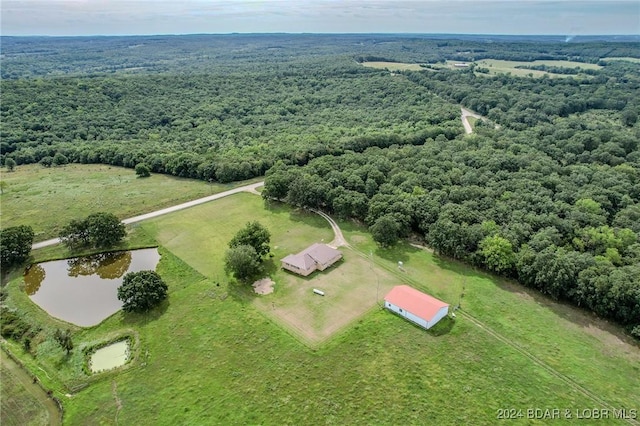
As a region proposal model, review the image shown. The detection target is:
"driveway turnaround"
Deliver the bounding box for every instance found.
[461,107,483,134]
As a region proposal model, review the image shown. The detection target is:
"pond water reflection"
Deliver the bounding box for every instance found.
[24,248,160,327]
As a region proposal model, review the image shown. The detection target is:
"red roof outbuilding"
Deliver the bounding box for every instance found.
[384,285,449,321]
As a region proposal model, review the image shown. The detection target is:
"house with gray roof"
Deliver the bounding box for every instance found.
[281,243,343,276]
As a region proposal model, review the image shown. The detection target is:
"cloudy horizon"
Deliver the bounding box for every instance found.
[1,0,638,37]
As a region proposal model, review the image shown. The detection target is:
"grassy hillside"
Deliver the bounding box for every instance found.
[4,189,638,425]
[0,352,59,426]
[0,164,257,241]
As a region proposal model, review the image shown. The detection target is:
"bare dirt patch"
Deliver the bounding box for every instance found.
[252,278,275,295]
[253,250,396,346]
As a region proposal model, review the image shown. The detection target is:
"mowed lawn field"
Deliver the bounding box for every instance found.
[3,178,639,424]
[255,250,396,345]
[143,194,399,345]
[0,164,258,241]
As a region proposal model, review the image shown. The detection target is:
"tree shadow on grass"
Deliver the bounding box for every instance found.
[121,299,170,327]
[429,317,455,337]
[386,310,454,337]
[493,277,640,349]
[431,252,490,280]
[262,198,288,214]
[374,241,421,264]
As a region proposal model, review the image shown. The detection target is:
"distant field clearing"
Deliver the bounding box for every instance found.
[475,59,601,77]
[601,57,640,63]
[361,61,424,71]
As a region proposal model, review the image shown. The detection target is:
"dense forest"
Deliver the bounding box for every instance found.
[1,34,639,335]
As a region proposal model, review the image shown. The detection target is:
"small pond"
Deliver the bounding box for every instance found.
[90,340,130,373]
[24,248,160,327]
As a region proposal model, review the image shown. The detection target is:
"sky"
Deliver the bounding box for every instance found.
[1,0,639,36]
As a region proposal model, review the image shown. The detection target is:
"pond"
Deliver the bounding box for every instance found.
[24,248,160,327]
[90,340,130,373]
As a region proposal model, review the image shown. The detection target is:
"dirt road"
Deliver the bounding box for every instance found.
[311,209,348,248]
[31,181,264,250]
[461,107,483,134]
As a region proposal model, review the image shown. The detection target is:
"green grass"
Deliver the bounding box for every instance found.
[254,249,398,345]
[141,194,333,278]
[0,353,57,426]
[474,59,601,78]
[361,61,424,71]
[142,195,399,346]
[337,219,640,412]
[0,163,260,241]
[601,57,640,64]
[3,180,639,424]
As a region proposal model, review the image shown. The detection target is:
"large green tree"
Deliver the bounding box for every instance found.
[478,235,516,275]
[117,270,168,313]
[4,158,16,172]
[370,215,401,247]
[225,245,261,282]
[229,221,271,259]
[0,225,34,269]
[52,153,68,166]
[59,212,126,250]
[135,163,151,177]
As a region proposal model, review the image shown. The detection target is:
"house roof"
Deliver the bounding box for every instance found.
[281,253,316,271]
[302,243,341,265]
[282,243,342,272]
[384,285,449,321]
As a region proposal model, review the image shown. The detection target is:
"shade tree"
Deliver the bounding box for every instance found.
[117,270,168,313]
[59,212,126,250]
[228,221,271,260]
[0,225,34,269]
[224,245,261,282]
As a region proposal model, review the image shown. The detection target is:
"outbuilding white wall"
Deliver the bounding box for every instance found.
[385,301,448,330]
[426,306,449,329]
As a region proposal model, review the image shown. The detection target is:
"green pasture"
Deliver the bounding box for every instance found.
[474,59,601,77]
[2,186,638,424]
[0,353,58,426]
[141,194,395,345]
[337,220,640,412]
[601,57,640,63]
[361,61,424,71]
[0,164,257,241]
[140,193,333,278]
